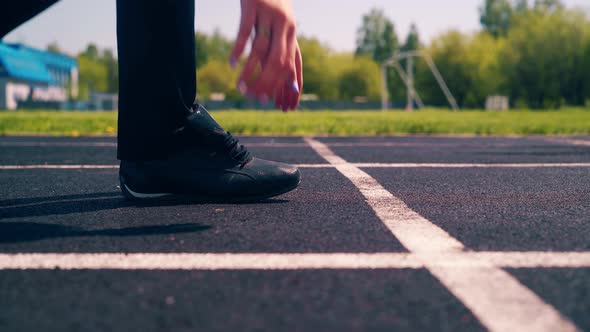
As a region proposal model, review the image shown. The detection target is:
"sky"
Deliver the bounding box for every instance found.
[4,0,590,57]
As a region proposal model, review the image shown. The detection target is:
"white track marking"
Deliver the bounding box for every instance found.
[1,252,590,270]
[352,163,590,168]
[3,163,590,170]
[0,253,417,270]
[462,251,590,268]
[543,137,590,147]
[304,137,579,332]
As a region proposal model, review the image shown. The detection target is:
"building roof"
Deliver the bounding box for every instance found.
[0,42,77,84]
[11,43,77,70]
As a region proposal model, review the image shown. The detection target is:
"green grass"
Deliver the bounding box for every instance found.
[1,108,590,136]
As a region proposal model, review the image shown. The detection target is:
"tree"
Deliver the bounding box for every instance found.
[385,24,422,103]
[82,44,99,61]
[401,23,421,52]
[338,56,381,100]
[355,8,399,63]
[195,32,209,70]
[416,31,473,107]
[75,44,118,100]
[462,33,505,107]
[514,0,529,12]
[77,54,108,100]
[584,34,590,106]
[412,30,507,108]
[298,36,339,99]
[196,60,239,100]
[206,29,233,62]
[46,42,61,53]
[479,0,513,37]
[500,8,589,108]
[533,0,564,12]
[102,49,118,93]
[194,30,233,70]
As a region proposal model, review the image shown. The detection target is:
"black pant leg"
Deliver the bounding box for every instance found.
[116,0,196,161]
[0,0,60,38]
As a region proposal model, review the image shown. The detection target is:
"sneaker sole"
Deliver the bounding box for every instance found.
[119,175,300,203]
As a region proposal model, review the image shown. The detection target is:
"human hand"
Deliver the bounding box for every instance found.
[230,0,303,111]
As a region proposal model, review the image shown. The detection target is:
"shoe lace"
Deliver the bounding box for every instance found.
[223,131,252,166]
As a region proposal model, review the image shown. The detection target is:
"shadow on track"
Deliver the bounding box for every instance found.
[0,222,211,244]
[0,192,122,207]
[0,192,288,219]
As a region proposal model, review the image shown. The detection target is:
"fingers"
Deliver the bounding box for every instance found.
[232,0,302,111]
[252,21,296,108]
[238,14,273,98]
[281,31,301,111]
[230,0,256,66]
[283,83,294,112]
[290,45,303,110]
[250,19,287,95]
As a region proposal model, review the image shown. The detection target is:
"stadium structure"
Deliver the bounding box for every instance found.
[0,42,78,110]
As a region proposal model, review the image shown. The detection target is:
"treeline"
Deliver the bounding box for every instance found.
[47,43,119,100]
[54,0,590,109]
[348,0,590,109]
[418,0,590,109]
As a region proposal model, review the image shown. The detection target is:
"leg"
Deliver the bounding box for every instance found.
[0,0,60,38]
[117,0,300,202]
[116,0,196,161]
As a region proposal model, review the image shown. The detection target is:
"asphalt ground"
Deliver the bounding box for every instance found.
[1,135,589,332]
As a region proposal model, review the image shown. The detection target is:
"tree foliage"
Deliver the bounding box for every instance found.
[75,44,119,100]
[195,29,233,70]
[355,8,398,63]
[338,55,381,100]
[417,1,589,109]
[298,36,339,99]
[533,0,564,12]
[401,24,421,52]
[499,7,589,108]
[77,54,108,100]
[417,31,474,107]
[196,59,239,100]
[46,41,61,53]
[479,0,513,37]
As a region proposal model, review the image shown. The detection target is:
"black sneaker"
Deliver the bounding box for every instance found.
[119,104,300,202]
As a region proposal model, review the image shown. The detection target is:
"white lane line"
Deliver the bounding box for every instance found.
[1,252,590,270]
[0,253,417,270]
[352,163,590,168]
[544,138,590,147]
[3,163,590,170]
[462,252,590,268]
[304,137,579,332]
